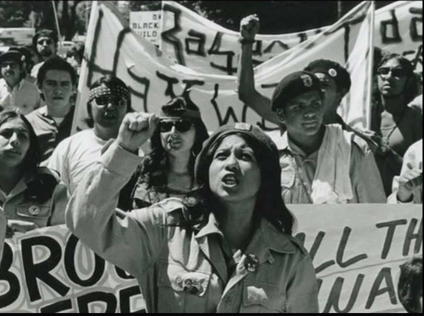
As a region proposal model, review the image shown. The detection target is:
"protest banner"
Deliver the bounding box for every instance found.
[161,1,422,75]
[73,1,375,135]
[0,227,143,313]
[292,204,422,313]
[130,11,162,46]
[0,204,421,313]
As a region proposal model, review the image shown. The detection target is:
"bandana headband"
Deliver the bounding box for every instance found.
[88,86,130,103]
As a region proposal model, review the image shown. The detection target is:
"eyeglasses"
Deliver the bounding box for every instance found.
[37,39,53,45]
[160,120,193,133]
[94,96,127,108]
[377,67,406,78]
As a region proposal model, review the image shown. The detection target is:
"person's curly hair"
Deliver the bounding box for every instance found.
[398,256,422,313]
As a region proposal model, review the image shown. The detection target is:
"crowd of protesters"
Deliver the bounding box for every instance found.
[0,13,422,313]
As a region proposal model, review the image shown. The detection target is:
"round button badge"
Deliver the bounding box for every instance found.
[28,206,40,216]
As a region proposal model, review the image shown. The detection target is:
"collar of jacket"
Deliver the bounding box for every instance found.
[195,212,296,263]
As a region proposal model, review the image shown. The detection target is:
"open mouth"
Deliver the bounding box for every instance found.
[6,149,21,156]
[168,138,182,146]
[222,174,239,187]
[103,111,117,120]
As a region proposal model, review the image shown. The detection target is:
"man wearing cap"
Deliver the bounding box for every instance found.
[47,75,137,211]
[30,29,59,81]
[272,71,386,204]
[26,56,76,162]
[237,15,369,135]
[0,47,42,115]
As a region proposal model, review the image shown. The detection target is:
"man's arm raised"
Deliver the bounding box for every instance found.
[237,15,281,126]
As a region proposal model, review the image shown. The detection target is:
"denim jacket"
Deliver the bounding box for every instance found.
[0,167,68,228]
[66,143,319,313]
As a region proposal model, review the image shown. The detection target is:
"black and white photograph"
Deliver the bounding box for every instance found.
[0,0,422,313]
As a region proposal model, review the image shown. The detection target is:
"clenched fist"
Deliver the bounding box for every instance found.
[116,112,159,153]
[240,14,260,42]
[397,163,423,202]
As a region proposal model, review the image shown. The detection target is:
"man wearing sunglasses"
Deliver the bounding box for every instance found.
[47,75,137,211]
[30,29,59,81]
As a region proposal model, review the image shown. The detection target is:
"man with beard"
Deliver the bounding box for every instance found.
[30,29,59,81]
[47,76,137,211]
[26,57,77,162]
[0,48,42,114]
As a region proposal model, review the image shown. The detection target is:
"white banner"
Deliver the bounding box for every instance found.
[73,1,375,134]
[161,1,422,75]
[0,205,421,313]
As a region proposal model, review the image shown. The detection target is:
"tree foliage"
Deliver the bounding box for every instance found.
[0,1,398,40]
[130,0,397,33]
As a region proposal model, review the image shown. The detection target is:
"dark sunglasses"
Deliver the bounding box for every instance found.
[94,96,127,108]
[37,39,53,45]
[377,67,406,78]
[160,120,193,133]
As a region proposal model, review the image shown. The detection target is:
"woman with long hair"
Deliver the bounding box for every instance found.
[370,54,422,196]
[0,110,67,236]
[132,92,209,208]
[66,112,319,313]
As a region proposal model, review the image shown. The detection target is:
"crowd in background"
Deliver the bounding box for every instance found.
[0,11,422,313]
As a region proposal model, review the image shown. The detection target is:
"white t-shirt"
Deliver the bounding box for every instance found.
[47,129,108,194]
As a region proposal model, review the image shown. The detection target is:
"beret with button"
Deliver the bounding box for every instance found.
[271,71,322,112]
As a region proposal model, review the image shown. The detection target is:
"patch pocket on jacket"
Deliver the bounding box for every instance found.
[157,262,211,312]
[241,282,287,313]
[16,205,51,219]
[280,156,295,188]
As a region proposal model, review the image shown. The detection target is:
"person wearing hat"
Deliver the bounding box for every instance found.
[30,29,59,81]
[47,75,137,211]
[237,15,371,135]
[0,47,42,115]
[131,91,210,209]
[272,70,386,204]
[66,111,319,313]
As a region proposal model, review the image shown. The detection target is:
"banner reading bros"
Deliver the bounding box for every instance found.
[0,205,421,313]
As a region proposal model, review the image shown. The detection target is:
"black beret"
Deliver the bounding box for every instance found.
[305,59,352,92]
[271,71,322,112]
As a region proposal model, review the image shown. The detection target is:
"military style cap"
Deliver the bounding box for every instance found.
[0,47,26,65]
[305,59,352,92]
[271,71,322,112]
